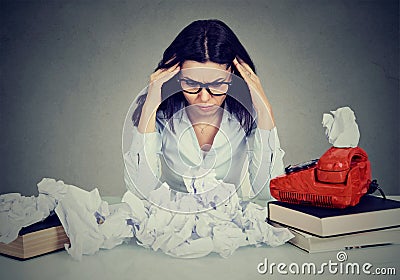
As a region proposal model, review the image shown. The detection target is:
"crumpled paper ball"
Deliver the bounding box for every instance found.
[322,106,360,147]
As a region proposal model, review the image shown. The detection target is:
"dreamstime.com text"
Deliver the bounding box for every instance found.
[257,251,396,276]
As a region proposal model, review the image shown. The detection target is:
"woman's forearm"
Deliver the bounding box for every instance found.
[255,104,275,131]
[137,101,158,133]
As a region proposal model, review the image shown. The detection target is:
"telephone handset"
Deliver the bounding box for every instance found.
[285,159,318,174]
[270,147,383,208]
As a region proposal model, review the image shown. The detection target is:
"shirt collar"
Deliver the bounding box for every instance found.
[172,103,233,125]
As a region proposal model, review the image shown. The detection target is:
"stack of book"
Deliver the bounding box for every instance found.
[267,195,400,253]
[0,213,69,260]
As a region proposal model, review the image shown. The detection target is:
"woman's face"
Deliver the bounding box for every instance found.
[179,60,232,115]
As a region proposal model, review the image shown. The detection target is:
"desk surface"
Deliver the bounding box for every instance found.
[1,197,399,280]
[0,241,399,280]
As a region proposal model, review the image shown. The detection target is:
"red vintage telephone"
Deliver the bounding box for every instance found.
[270,147,384,208]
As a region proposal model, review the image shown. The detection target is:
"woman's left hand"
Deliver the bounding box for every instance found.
[233,57,275,130]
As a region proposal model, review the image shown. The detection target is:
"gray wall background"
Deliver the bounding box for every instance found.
[1,0,398,196]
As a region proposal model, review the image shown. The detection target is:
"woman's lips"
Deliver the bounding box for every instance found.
[197,105,215,111]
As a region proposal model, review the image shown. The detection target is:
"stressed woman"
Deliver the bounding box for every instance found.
[124,19,285,201]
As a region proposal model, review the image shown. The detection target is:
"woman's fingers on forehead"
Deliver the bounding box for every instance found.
[151,63,179,79]
[235,57,252,71]
[167,63,180,71]
[165,55,177,64]
[233,59,245,72]
[235,56,246,64]
[152,68,165,77]
[154,63,179,78]
[241,62,254,74]
[234,57,256,78]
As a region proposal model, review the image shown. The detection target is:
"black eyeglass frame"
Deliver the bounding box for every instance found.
[176,78,233,97]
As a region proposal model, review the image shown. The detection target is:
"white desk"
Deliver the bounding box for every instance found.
[1,197,399,280]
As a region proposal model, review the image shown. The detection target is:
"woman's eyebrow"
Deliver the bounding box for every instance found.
[180,77,227,83]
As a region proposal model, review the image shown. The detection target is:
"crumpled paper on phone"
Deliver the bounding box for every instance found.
[322,106,360,147]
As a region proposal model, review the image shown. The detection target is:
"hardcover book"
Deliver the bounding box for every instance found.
[0,213,69,260]
[267,195,400,237]
[269,221,400,253]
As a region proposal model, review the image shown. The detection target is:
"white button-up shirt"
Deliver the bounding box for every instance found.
[124,106,285,200]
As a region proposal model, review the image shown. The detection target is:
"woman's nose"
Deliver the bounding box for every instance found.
[198,87,211,102]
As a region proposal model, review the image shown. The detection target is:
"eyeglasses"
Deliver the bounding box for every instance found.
[177,78,232,96]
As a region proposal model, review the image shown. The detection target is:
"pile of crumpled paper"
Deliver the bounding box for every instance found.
[0,177,294,261]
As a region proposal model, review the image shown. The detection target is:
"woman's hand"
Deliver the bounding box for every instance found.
[233,57,275,130]
[138,62,180,133]
[146,62,181,108]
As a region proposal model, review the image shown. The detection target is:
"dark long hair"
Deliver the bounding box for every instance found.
[132,19,257,135]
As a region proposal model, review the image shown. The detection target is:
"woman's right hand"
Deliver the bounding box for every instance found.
[145,62,181,109]
[138,62,180,133]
